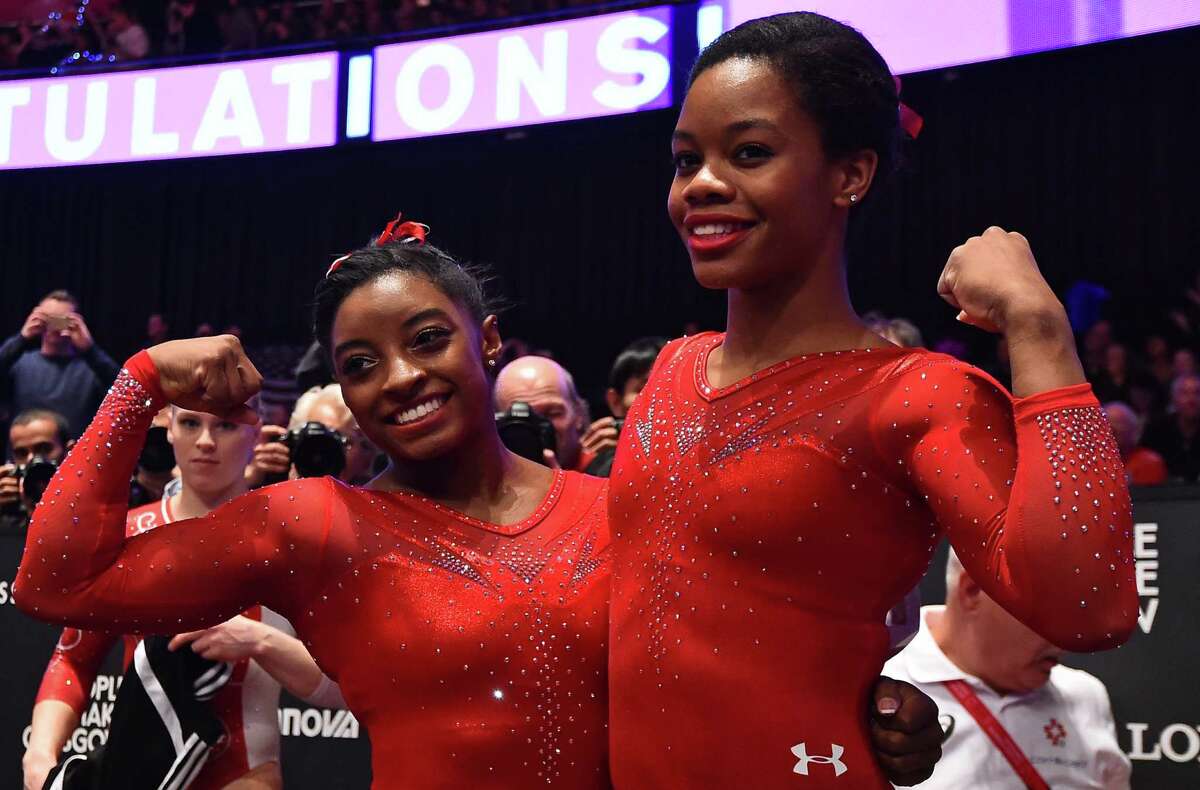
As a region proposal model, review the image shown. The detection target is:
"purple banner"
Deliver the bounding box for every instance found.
[0,52,338,170]
[371,7,673,141]
[721,1,1200,74]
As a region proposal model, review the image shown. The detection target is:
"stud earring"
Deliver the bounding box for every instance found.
[488,359,497,368]
[849,194,859,204]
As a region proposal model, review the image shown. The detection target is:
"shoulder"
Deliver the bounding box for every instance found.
[561,471,609,511]
[883,349,1010,395]
[1048,664,1114,713]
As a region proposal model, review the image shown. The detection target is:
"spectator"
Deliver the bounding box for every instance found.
[582,337,667,477]
[146,312,170,345]
[128,406,178,507]
[0,290,119,437]
[1103,402,1167,486]
[220,0,258,51]
[1142,374,1200,482]
[494,356,593,471]
[247,384,379,486]
[0,408,71,531]
[1172,347,1196,379]
[163,0,195,54]
[105,5,150,59]
[195,321,215,337]
[1081,319,1112,379]
[1092,342,1132,404]
[883,550,1131,789]
[882,317,924,348]
[1143,334,1174,389]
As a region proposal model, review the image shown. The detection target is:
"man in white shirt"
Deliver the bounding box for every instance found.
[883,550,1131,789]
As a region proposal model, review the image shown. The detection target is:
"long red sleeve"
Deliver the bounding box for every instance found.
[15,352,333,632]
[872,357,1138,650]
[34,628,120,714]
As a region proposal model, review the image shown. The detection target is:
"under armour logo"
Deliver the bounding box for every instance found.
[791,742,848,777]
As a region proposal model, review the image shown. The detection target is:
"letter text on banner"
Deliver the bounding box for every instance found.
[372,6,672,142]
[0,52,337,170]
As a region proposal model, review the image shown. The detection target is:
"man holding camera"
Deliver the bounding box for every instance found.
[1,291,119,439]
[246,384,379,486]
[0,409,70,531]
[494,356,601,472]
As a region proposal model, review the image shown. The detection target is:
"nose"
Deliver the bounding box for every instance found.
[195,426,217,450]
[381,355,427,400]
[681,162,735,206]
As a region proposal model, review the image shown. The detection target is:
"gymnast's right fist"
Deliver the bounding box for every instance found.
[146,335,263,425]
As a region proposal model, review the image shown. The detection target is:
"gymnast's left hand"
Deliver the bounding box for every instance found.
[168,615,272,662]
[868,676,943,786]
[937,226,1066,334]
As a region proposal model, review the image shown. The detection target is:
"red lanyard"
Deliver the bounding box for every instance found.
[942,679,1051,790]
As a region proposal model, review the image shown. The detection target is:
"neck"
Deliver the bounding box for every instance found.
[721,250,879,374]
[928,607,1014,697]
[376,422,516,506]
[40,341,73,358]
[171,476,249,520]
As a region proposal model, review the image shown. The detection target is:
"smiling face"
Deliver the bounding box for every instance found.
[331,272,501,464]
[668,58,875,292]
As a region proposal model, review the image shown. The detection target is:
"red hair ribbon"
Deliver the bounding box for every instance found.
[893,76,924,140]
[375,214,429,246]
[325,213,430,277]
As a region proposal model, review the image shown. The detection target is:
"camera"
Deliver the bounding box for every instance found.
[139,425,176,474]
[15,455,59,506]
[496,402,557,465]
[276,422,347,479]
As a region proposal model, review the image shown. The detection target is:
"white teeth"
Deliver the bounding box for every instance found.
[692,223,741,236]
[394,397,446,425]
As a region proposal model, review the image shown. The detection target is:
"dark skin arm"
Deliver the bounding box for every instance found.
[870,677,943,786]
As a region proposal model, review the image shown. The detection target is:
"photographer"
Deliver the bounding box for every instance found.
[0,409,70,531]
[246,384,379,486]
[582,337,667,477]
[0,291,119,438]
[495,356,596,471]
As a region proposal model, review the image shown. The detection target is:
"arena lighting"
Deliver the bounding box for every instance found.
[1,0,1198,170]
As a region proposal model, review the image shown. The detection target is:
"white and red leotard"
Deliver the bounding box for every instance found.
[17,352,612,788]
[607,334,1138,789]
[34,497,313,790]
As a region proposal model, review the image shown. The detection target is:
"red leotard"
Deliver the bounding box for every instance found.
[35,499,303,789]
[17,353,611,788]
[607,334,1138,789]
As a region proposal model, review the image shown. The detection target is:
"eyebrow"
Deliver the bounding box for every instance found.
[332,307,452,358]
[672,117,782,142]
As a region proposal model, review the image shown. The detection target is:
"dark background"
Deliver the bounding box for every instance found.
[2,25,1196,402]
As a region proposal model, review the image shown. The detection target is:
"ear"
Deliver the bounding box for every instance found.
[481,315,502,367]
[605,388,623,418]
[831,148,879,209]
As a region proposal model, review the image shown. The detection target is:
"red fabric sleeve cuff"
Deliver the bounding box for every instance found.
[1011,382,1098,424]
[124,350,168,408]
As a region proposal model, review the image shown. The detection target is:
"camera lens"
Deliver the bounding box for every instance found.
[22,456,59,506]
[290,422,347,479]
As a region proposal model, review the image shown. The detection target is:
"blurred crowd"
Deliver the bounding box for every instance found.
[4,278,1200,532]
[1,0,614,71]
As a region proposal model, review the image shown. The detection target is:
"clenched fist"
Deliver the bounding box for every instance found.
[937,227,1064,335]
[146,335,262,425]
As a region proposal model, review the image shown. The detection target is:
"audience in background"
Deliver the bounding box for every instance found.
[0,291,119,438]
[494,356,598,472]
[1142,374,1200,482]
[1103,402,1167,486]
[3,0,618,72]
[583,337,667,477]
[0,409,71,531]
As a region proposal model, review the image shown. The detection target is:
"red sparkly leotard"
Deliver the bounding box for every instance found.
[34,498,313,790]
[17,353,612,788]
[607,333,1138,789]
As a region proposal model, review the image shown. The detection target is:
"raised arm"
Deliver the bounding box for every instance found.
[14,337,332,632]
[895,229,1138,650]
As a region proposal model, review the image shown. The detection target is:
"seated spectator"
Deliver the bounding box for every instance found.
[0,409,71,531]
[1092,342,1132,404]
[1103,402,1167,486]
[0,290,119,437]
[220,0,258,52]
[1143,374,1200,482]
[883,551,1131,789]
[1172,347,1196,379]
[146,312,170,346]
[582,337,667,477]
[247,383,379,486]
[494,356,594,472]
[1144,334,1174,389]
